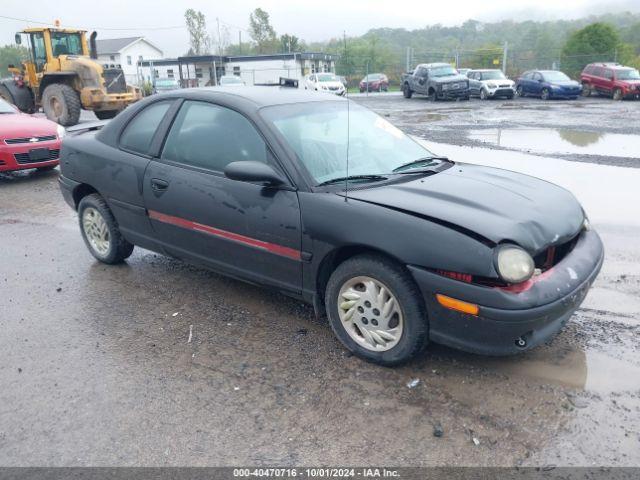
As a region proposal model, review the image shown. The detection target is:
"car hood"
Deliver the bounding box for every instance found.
[319,82,344,88]
[345,163,584,253]
[483,79,514,86]
[432,74,468,84]
[0,113,59,139]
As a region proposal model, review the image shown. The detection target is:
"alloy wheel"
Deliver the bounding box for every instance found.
[82,207,110,256]
[337,276,403,352]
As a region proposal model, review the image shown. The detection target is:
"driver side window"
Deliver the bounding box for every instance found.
[161,101,268,172]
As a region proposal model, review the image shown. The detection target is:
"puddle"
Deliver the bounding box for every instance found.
[414,113,446,122]
[468,128,640,158]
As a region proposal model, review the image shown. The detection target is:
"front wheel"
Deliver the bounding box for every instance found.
[325,254,428,366]
[480,88,488,100]
[78,193,134,264]
[541,88,550,100]
[516,85,524,97]
[402,83,412,98]
[42,83,81,126]
[582,83,591,97]
[613,88,623,101]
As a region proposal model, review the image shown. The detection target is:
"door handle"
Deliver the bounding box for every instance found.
[150,178,169,192]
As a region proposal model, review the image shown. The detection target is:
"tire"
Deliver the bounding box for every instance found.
[429,89,437,102]
[325,254,428,366]
[94,110,119,120]
[613,88,623,101]
[507,94,514,100]
[541,88,550,101]
[0,84,15,105]
[378,85,382,92]
[582,83,591,97]
[78,193,134,264]
[42,83,81,126]
[480,88,488,100]
[516,85,524,97]
[402,83,412,99]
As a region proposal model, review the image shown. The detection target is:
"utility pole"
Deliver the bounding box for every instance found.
[455,48,459,68]
[502,41,508,74]
[239,31,242,55]
[406,46,411,72]
[216,17,222,57]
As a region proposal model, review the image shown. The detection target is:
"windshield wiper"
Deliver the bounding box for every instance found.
[317,175,388,186]
[392,156,449,173]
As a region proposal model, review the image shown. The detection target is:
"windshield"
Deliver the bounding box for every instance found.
[0,98,16,114]
[365,74,382,81]
[481,70,506,80]
[430,66,458,77]
[317,74,338,82]
[50,32,83,56]
[261,101,442,185]
[616,69,640,80]
[542,71,571,82]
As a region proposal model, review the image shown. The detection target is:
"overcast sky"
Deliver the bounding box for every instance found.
[2,0,639,57]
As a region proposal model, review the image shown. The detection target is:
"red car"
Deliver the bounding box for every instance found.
[0,98,63,173]
[359,73,389,92]
[581,62,640,100]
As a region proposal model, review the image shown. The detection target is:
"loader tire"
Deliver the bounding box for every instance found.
[94,110,119,120]
[0,84,14,105]
[42,83,81,126]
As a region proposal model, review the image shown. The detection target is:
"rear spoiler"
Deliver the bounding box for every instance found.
[65,120,109,136]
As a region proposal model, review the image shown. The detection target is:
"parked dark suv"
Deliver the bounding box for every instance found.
[581,63,640,100]
[402,63,469,100]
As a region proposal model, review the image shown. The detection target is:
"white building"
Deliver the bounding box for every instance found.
[96,37,164,85]
[139,52,339,88]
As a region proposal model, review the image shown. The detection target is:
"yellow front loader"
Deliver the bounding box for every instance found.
[0,26,142,126]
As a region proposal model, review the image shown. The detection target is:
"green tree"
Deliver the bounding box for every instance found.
[249,8,277,54]
[280,34,302,53]
[0,44,29,74]
[561,23,620,76]
[184,9,211,56]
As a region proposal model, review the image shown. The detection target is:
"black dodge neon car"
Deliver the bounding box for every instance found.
[58,87,603,366]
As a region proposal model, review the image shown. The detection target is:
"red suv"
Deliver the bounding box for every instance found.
[581,62,640,100]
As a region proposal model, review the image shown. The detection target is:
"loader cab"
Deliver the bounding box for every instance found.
[15,28,89,75]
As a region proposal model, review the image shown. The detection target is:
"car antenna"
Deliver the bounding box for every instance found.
[344,89,350,202]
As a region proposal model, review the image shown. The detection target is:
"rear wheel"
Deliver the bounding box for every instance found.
[42,83,81,126]
[613,88,623,101]
[78,193,134,264]
[402,83,412,98]
[325,254,428,366]
[94,110,119,120]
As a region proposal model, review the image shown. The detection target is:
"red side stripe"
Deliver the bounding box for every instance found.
[148,210,301,261]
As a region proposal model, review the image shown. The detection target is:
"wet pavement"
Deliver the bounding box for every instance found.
[1,99,639,466]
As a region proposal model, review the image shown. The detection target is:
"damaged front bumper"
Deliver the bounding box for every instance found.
[408,229,604,355]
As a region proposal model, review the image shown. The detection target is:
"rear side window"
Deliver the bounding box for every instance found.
[592,67,605,78]
[161,100,268,172]
[120,101,172,154]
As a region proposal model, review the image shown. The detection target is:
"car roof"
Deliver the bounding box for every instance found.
[162,86,345,107]
[586,62,629,69]
[470,69,501,72]
[416,63,451,68]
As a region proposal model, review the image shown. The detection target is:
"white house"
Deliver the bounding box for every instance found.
[139,52,339,88]
[96,37,164,85]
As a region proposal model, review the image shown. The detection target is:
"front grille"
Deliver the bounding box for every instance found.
[103,68,127,94]
[5,135,57,145]
[14,149,60,164]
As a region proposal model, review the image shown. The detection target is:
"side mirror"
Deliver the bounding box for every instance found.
[14,33,21,45]
[224,161,287,187]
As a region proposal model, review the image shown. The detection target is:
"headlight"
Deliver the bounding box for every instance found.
[56,124,66,139]
[495,245,535,284]
[487,82,497,88]
[441,83,450,91]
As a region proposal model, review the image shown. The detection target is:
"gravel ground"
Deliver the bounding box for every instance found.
[0,99,639,467]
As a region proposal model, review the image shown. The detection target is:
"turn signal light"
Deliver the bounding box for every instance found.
[436,294,479,316]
